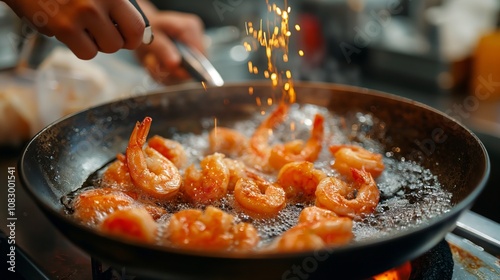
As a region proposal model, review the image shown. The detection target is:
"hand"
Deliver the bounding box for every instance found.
[134,0,205,84]
[3,0,145,60]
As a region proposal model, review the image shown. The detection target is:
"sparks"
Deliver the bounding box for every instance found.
[244,0,298,105]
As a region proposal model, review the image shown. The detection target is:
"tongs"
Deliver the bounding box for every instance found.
[129,0,224,87]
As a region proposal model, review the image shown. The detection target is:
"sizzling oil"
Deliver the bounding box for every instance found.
[65,104,453,246]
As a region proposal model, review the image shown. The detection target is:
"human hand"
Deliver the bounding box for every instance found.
[134,0,205,84]
[3,0,145,60]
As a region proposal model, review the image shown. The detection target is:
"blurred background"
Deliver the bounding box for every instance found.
[0,0,499,221]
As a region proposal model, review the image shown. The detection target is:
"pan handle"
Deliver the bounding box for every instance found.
[453,211,500,256]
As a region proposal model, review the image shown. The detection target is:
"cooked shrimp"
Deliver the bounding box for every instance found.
[330,144,385,179]
[147,135,187,169]
[99,207,158,244]
[100,153,135,191]
[209,127,249,157]
[126,117,182,199]
[233,177,286,217]
[223,158,250,192]
[305,218,353,245]
[249,103,289,159]
[315,168,380,218]
[270,225,325,252]
[183,153,229,204]
[269,114,325,170]
[143,204,168,220]
[297,206,338,224]
[166,206,259,251]
[276,161,327,200]
[72,188,135,225]
[271,218,353,252]
[231,222,261,251]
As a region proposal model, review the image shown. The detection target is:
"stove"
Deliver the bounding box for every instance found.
[1,151,499,280]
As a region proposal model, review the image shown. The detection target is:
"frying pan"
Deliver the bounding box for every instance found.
[19,82,490,279]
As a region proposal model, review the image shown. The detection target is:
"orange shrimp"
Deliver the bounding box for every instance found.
[223,158,250,192]
[233,176,286,218]
[147,135,187,169]
[126,117,182,199]
[270,225,325,252]
[72,188,135,225]
[208,127,249,157]
[231,222,261,251]
[276,161,327,200]
[269,114,325,170]
[330,144,385,179]
[183,153,229,204]
[143,204,168,220]
[100,153,135,191]
[297,206,339,224]
[315,168,380,218]
[271,218,353,252]
[166,206,259,251]
[249,103,289,159]
[99,207,158,244]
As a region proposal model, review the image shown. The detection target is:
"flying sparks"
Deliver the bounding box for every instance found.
[245,0,301,104]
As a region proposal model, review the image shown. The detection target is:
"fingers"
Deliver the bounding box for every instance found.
[35,0,145,59]
[55,30,98,60]
[85,0,145,54]
[154,12,205,53]
[84,16,125,55]
[135,11,205,84]
[137,36,191,84]
[109,1,145,50]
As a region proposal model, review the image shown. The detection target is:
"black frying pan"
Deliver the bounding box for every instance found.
[19,82,490,279]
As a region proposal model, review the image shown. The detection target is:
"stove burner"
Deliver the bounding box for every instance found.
[91,240,454,280]
[409,240,453,280]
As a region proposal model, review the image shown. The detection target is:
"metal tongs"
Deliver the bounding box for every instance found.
[129,0,224,87]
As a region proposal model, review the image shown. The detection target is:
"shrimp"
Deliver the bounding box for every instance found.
[249,103,289,159]
[126,117,182,199]
[223,158,250,192]
[233,177,286,218]
[208,127,249,157]
[297,206,339,224]
[330,144,385,179]
[271,218,353,252]
[72,188,135,225]
[268,114,325,170]
[183,153,229,204]
[99,207,158,244]
[315,168,380,218]
[270,225,325,252]
[147,135,187,169]
[100,153,135,191]
[232,222,261,252]
[276,161,327,200]
[166,206,259,251]
[143,204,168,220]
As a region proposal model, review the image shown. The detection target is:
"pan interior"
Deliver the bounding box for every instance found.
[62,102,453,247]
